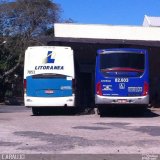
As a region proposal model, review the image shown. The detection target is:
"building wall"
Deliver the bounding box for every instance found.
[149,47,160,106]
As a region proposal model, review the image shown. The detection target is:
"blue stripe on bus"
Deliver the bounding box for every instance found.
[26,76,72,97]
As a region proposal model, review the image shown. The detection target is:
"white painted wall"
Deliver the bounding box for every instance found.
[54,23,160,41]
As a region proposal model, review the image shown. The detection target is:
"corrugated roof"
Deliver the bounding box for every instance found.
[143,15,160,27]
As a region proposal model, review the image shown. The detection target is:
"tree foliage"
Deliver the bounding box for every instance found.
[0,0,61,36]
[0,0,62,100]
[0,0,61,77]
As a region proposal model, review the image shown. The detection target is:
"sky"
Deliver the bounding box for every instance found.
[53,0,160,26]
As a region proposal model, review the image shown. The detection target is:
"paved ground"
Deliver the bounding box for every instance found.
[0,105,160,159]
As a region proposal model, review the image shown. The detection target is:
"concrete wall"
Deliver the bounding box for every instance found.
[54,23,160,41]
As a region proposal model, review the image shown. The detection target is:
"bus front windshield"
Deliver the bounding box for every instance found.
[100,52,145,76]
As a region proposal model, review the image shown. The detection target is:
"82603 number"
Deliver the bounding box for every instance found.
[115,78,129,83]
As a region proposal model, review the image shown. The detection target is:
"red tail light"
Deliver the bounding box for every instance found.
[96,81,102,96]
[72,79,75,93]
[24,79,26,89]
[24,79,26,93]
[143,81,149,96]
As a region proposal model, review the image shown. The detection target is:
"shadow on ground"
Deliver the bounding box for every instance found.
[98,106,160,118]
[31,107,95,116]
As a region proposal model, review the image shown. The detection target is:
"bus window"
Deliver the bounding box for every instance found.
[100,53,144,77]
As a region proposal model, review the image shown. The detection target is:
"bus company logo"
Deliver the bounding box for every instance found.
[35,51,64,70]
[47,51,55,63]
[119,83,125,89]
[103,85,112,91]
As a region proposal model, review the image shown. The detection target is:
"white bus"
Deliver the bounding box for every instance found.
[24,46,75,115]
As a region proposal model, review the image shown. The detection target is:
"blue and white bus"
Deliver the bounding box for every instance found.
[95,48,149,109]
[24,46,75,115]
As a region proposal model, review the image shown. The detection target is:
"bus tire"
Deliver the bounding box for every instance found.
[138,105,148,114]
[98,106,106,116]
[32,107,40,116]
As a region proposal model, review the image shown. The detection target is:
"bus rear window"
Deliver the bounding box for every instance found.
[32,73,66,79]
[100,52,145,77]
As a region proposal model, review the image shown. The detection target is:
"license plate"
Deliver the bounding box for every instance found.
[45,90,54,94]
[118,99,127,103]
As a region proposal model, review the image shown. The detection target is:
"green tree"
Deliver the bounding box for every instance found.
[0,0,62,101]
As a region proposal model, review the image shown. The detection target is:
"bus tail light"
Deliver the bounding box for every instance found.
[72,79,75,94]
[96,82,102,96]
[24,79,26,93]
[143,81,149,96]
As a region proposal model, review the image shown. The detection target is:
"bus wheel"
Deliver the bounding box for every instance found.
[32,107,40,115]
[137,105,147,115]
[98,106,106,116]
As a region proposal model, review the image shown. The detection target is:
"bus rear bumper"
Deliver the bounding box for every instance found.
[24,95,75,107]
[95,95,149,105]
